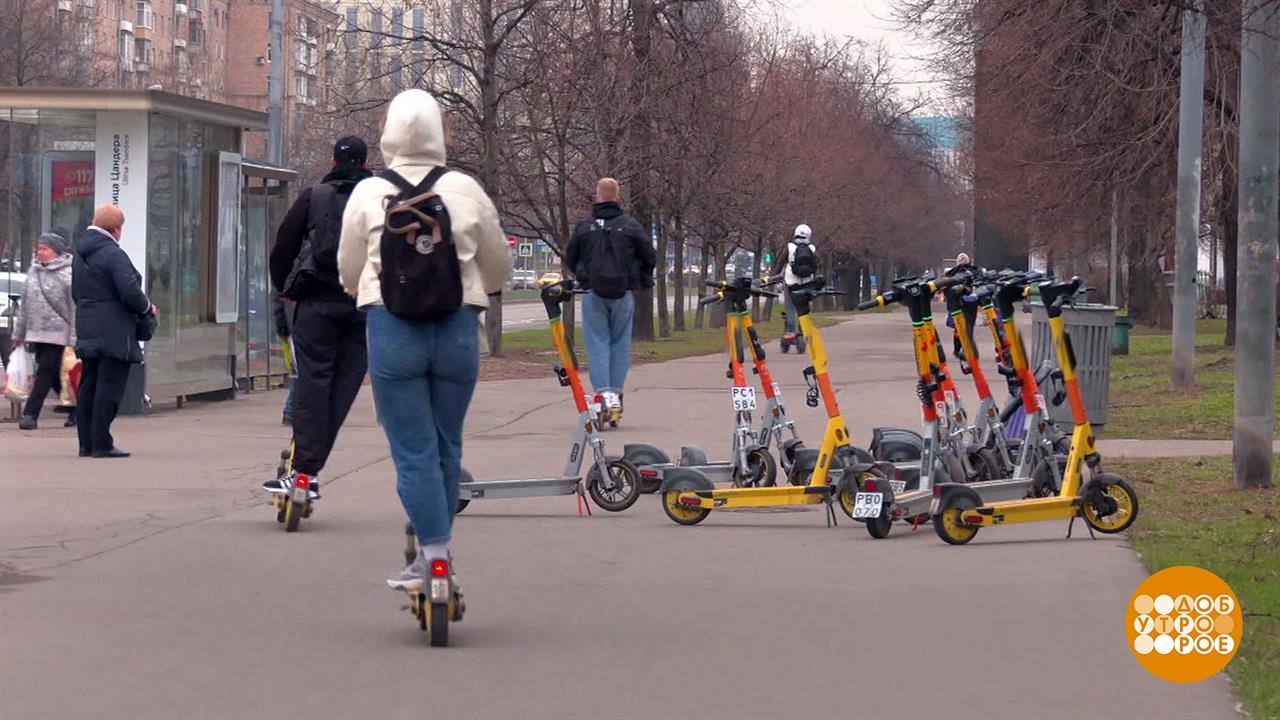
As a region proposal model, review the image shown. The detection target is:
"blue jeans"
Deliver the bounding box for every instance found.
[581,290,634,394]
[367,305,479,546]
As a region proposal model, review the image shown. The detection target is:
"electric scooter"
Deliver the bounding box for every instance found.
[846,272,1053,538]
[450,279,645,515]
[659,277,887,527]
[268,443,314,532]
[626,277,806,491]
[930,276,1139,545]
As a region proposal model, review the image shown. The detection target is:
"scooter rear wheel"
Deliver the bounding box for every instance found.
[587,459,642,512]
[283,497,302,533]
[933,491,980,545]
[429,602,449,647]
[662,489,710,526]
[968,448,1002,481]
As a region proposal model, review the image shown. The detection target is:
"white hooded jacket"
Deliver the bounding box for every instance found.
[338,89,512,309]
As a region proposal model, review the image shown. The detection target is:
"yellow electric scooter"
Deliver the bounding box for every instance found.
[930,277,1139,544]
[660,278,887,526]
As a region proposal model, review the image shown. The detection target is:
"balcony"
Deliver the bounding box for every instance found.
[119,19,133,33]
[174,2,187,14]
[57,0,71,11]
[173,37,186,48]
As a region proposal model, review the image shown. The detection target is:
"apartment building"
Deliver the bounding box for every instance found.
[51,0,337,165]
[57,0,232,98]
[225,0,341,158]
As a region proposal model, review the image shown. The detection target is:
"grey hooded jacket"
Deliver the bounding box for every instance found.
[14,254,76,346]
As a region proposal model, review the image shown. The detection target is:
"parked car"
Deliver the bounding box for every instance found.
[510,269,538,289]
[1,272,26,366]
[538,271,562,287]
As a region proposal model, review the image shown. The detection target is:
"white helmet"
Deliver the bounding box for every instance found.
[793,224,812,243]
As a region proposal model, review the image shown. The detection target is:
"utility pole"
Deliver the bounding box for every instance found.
[266,0,284,165]
[1234,0,1278,490]
[1172,0,1206,388]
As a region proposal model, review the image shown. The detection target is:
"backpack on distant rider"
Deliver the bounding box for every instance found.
[282,183,343,299]
[790,242,817,279]
[377,167,464,320]
[587,217,629,299]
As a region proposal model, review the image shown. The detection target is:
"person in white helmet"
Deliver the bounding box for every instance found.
[779,224,818,339]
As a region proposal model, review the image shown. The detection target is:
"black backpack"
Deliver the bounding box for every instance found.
[282,182,343,299]
[587,217,629,299]
[378,167,463,321]
[791,242,817,279]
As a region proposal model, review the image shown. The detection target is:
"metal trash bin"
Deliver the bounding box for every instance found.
[1030,301,1117,426]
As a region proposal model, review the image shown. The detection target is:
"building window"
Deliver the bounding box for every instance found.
[118,29,134,64]
[134,37,152,65]
[189,19,204,44]
[391,10,403,39]
[136,0,153,28]
[412,8,424,37]
[345,7,357,31]
[79,20,94,53]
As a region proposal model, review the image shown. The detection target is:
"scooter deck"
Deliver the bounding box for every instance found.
[460,477,580,501]
[643,462,738,485]
[677,484,833,510]
[893,477,1034,518]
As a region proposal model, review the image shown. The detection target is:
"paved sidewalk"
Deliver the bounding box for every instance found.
[0,311,1239,719]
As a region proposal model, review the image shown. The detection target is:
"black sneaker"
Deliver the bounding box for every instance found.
[18,416,37,430]
[262,475,288,493]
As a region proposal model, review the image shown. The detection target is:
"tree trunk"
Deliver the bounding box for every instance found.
[750,236,764,320]
[694,242,708,329]
[628,0,656,342]
[673,213,686,331]
[478,0,504,356]
[1220,160,1239,345]
[1127,223,1174,329]
[655,212,670,337]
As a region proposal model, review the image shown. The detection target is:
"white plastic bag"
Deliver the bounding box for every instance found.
[4,350,34,402]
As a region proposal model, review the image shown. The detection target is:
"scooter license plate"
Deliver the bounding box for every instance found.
[889,479,906,495]
[430,578,450,603]
[852,492,883,519]
[291,487,309,504]
[731,386,757,411]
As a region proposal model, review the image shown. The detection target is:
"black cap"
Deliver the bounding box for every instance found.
[333,136,367,167]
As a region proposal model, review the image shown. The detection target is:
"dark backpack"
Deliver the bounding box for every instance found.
[587,217,629,299]
[377,167,463,321]
[282,183,343,299]
[790,242,817,279]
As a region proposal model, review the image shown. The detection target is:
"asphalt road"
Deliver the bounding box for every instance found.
[0,311,1238,719]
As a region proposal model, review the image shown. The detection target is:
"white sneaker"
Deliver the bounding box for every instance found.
[604,392,622,422]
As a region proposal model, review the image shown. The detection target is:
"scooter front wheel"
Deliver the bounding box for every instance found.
[733,447,777,488]
[1081,475,1139,534]
[587,459,642,512]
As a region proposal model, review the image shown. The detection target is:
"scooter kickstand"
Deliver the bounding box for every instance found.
[824,499,838,528]
[1065,513,1097,540]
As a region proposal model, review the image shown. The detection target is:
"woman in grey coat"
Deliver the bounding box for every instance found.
[12,232,76,429]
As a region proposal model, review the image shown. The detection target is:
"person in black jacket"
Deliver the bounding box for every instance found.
[263,137,372,499]
[72,205,155,458]
[565,178,655,422]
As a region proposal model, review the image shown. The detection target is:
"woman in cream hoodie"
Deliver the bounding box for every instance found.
[338,89,511,590]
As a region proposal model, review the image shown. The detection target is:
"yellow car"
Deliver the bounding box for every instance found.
[537,272,562,287]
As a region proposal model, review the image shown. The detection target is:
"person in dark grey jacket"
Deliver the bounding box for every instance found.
[72,205,155,458]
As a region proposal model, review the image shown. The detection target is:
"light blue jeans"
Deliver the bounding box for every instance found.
[367,305,479,546]
[581,290,634,394]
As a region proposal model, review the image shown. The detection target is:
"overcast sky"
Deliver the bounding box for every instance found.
[784,0,947,112]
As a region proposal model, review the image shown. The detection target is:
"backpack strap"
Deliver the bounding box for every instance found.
[379,167,449,195]
[307,183,337,233]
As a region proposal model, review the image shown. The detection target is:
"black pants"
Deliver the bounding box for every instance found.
[77,356,130,453]
[290,300,368,476]
[23,342,64,419]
